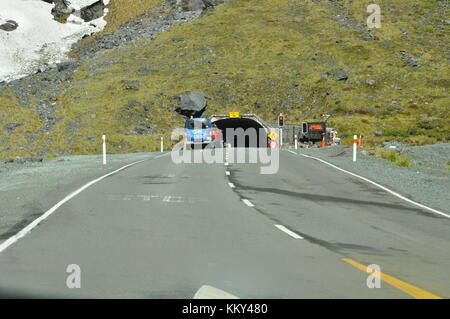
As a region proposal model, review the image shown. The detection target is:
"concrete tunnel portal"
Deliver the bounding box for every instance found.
[211,115,270,148]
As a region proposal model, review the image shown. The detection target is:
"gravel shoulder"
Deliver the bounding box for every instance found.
[289,144,450,215]
[0,152,161,241]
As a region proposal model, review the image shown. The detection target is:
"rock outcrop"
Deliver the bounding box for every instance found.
[323,69,349,81]
[178,0,205,11]
[79,1,107,22]
[42,0,107,23]
[50,0,74,23]
[0,20,18,32]
[176,91,208,118]
[177,0,224,12]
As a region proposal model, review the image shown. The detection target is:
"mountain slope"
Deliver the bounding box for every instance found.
[0,0,449,157]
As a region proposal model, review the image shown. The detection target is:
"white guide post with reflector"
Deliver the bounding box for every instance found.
[102,135,106,165]
[161,137,164,153]
[353,134,357,162]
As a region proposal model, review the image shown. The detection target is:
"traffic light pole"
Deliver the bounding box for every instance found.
[280,128,283,147]
[278,113,284,147]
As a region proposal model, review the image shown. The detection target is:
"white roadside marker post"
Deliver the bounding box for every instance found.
[294,134,298,150]
[102,135,107,165]
[161,137,164,153]
[353,134,357,162]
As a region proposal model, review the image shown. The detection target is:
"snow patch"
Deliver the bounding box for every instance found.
[0,0,108,82]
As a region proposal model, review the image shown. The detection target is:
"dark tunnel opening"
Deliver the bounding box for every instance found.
[213,118,268,148]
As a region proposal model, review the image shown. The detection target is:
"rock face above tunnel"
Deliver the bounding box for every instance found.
[176,91,208,118]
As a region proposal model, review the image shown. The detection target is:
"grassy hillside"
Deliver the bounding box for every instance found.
[0,0,449,157]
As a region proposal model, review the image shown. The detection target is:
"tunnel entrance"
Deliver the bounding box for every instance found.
[213,118,268,148]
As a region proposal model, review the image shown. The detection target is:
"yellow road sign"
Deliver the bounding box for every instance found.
[268,131,278,140]
[229,112,240,118]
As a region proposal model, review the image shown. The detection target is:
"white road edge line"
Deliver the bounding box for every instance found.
[285,150,450,219]
[228,182,235,189]
[275,224,304,239]
[0,154,168,254]
[242,199,254,207]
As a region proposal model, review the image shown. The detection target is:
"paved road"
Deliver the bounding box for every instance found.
[0,149,448,298]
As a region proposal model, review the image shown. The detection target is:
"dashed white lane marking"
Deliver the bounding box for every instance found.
[242,199,255,207]
[225,171,230,176]
[285,150,450,219]
[286,150,297,155]
[228,182,235,189]
[224,162,229,166]
[275,225,304,239]
[0,153,169,254]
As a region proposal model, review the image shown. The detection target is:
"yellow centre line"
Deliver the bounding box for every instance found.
[342,258,443,299]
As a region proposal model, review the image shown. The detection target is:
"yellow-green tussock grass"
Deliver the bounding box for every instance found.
[1,0,449,157]
[374,149,413,167]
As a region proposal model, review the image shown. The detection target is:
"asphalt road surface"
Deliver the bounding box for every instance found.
[0,149,448,298]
